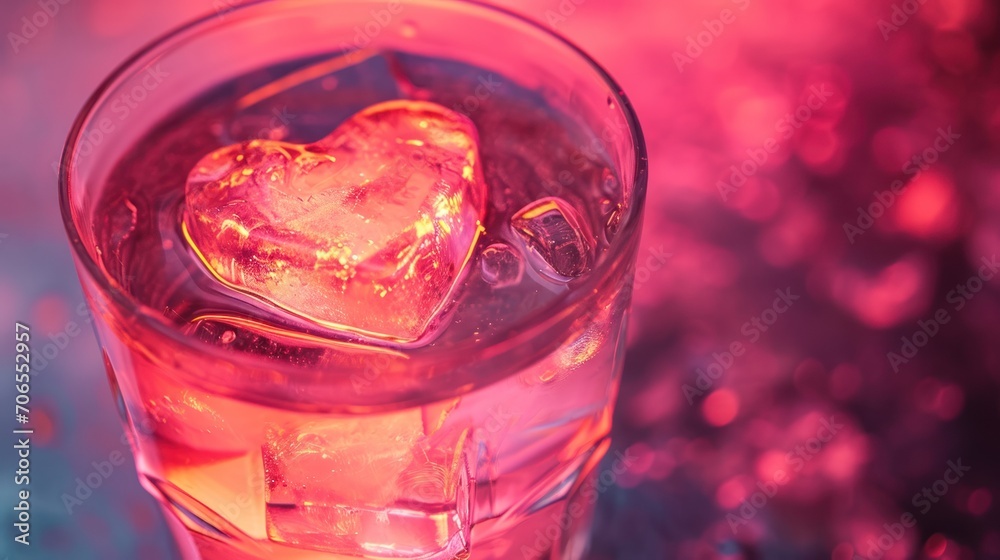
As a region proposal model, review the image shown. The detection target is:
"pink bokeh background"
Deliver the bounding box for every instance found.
[2,0,1000,558]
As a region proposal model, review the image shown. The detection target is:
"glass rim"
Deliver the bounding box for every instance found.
[59,0,649,391]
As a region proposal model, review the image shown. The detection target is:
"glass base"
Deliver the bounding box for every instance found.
[161,451,605,560]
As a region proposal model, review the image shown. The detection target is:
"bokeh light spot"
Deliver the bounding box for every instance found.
[703,389,740,426]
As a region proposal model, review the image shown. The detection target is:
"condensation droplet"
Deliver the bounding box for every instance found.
[221,330,236,344]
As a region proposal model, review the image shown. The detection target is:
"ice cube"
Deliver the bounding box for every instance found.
[184,100,487,342]
[479,243,523,288]
[263,413,423,510]
[262,413,473,557]
[511,197,594,279]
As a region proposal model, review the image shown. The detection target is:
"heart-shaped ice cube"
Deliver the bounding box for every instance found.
[183,100,486,342]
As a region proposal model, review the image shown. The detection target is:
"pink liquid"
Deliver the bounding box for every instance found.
[91,50,634,559]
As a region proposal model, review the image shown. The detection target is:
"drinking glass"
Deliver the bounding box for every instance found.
[60,1,647,558]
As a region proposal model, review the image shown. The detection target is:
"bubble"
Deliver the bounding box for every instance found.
[480,243,523,288]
